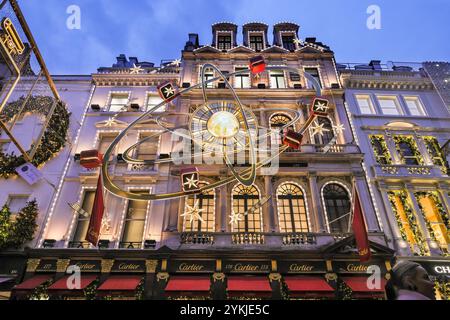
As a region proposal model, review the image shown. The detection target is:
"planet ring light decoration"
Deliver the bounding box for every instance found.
[101,64,329,201]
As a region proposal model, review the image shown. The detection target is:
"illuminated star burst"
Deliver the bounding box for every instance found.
[311,121,330,137]
[229,212,243,225]
[332,124,345,135]
[170,59,181,67]
[163,86,175,96]
[183,174,198,189]
[181,200,205,223]
[315,102,329,112]
[104,117,116,127]
[293,38,302,47]
[130,64,144,74]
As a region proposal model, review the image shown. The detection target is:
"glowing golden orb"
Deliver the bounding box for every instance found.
[207,111,240,139]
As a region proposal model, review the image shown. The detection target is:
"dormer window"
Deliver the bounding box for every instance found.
[217,34,232,50]
[281,34,296,51]
[249,34,264,51]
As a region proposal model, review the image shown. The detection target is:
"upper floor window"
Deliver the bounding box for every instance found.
[232,184,261,232]
[120,191,149,248]
[270,113,292,146]
[313,117,334,145]
[183,182,215,232]
[249,34,264,51]
[277,183,309,233]
[281,34,296,51]
[217,34,232,50]
[109,93,129,112]
[369,135,392,165]
[136,133,159,161]
[355,95,375,114]
[98,134,118,161]
[146,95,165,112]
[71,190,95,247]
[202,67,214,88]
[393,136,421,165]
[304,67,322,89]
[322,183,351,233]
[377,96,402,115]
[404,96,426,116]
[234,67,250,89]
[423,137,449,173]
[7,195,29,214]
[269,70,286,89]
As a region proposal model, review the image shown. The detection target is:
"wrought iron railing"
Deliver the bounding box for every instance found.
[119,241,142,249]
[180,232,215,245]
[68,241,90,249]
[282,232,317,245]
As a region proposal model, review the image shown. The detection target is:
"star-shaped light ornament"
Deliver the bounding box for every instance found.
[104,117,116,127]
[293,38,302,47]
[163,86,175,97]
[181,200,205,223]
[170,59,181,67]
[130,64,144,74]
[183,174,198,189]
[332,124,345,135]
[315,101,329,112]
[229,212,243,225]
[311,121,330,137]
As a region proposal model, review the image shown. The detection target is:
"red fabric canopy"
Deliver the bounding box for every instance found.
[48,275,97,290]
[227,276,272,292]
[342,277,386,292]
[98,275,142,291]
[14,275,52,290]
[165,276,211,292]
[285,276,334,292]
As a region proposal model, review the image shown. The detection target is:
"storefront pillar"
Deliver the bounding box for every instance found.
[265,176,277,232]
[352,173,380,232]
[145,260,158,300]
[219,184,228,232]
[269,273,282,300]
[211,273,226,300]
[308,172,326,232]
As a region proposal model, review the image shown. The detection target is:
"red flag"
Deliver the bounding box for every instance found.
[352,188,371,262]
[85,175,104,246]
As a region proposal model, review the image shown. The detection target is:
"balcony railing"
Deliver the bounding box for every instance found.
[282,232,317,245]
[232,232,265,245]
[180,232,215,245]
[373,164,444,177]
[119,241,143,249]
[284,144,361,154]
[68,241,90,248]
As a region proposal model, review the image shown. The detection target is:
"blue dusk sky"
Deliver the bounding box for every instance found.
[20,0,450,74]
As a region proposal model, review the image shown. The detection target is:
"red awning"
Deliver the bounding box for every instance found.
[165,276,211,292]
[98,275,142,291]
[227,276,272,292]
[48,275,97,291]
[342,277,386,293]
[285,276,334,292]
[14,275,52,290]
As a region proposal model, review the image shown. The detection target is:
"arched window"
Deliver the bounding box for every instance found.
[313,117,334,145]
[270,113,292,146]
[183,182,215,232]
[277,183,309,233]
[232,184,261,232]
[322,183,351,233]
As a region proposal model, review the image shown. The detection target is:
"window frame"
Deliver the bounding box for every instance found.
[234,66,251,89]
[216,32,232,50]
[107,91,131,112]
[144,92,165,112]
[321,182,352,234]
[70,189,96,248]
[403,96,427,116]
[276,183,310,233]
[182,182,215,232]
[376,95,403,116]
[355,94,376,114]
[269,70,286,89]
[7,195,30,214]
[248,31,265,51]
[231,184,262,233]
[303,67,323,89]
[119,190,150,248]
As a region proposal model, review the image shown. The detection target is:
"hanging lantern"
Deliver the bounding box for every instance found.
[249,55,266,74]
[80,150,103,169]
[180,167,200,193]
[282,130,303,150]
[157,81,178,102]
[310,97,330,117]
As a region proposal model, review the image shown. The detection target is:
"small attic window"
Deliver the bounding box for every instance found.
[281,34,296,51]
[217,33,232,50]
[249,33,264,51]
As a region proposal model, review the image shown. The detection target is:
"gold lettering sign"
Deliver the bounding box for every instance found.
[118,263,140,271]
[75,262,96,270]
[346,264,369,272]
[178,263,205,272]
[289,264,315,272]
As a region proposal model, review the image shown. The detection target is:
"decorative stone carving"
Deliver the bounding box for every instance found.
[56,259,70,273]
[26,259,40,273]
[156,272,170,282]
[325,273,337,281]
[213,273,225,282]
[269,273,282,282]
[145,260,158,273]
[101,259,114,273]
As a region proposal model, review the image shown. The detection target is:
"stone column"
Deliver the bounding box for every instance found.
[308,172,326,232]
[352,172,380,232]
[265,176,277,232]
[414,133,433,165]
[384,131,402,164]
[166,176,181,232]
[333,100,353,144]
[219,184,228,232]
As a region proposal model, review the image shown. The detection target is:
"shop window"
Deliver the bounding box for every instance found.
[377,96,402,115]
[146,95,165,112]
[369,135,392,165]
[313,117,334,145]
[393,136,422,166]
[270,113,293,146]
[388,191,428,256]
[423,137,449,174]
[304,67,322,89]
[249,34,264,51]
[277,183,309,233]
[71,190,95,248]
[415,192,449,254]
[234,67,251,89]
[404,96,426,116]
[183,182,215,232]
[322,183,351,233]
[120,191,149,248]
[109,93,129,112]
[217,34,232,50]
[232,184,261,232]
[269,70,286,89]
[355,95,375,114]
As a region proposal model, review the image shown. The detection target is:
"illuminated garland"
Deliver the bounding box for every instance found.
[393,136,424,165]
[435,279,450,300]
[336,280,352,300]
[388,191,428,256]
[29,279,52,300]
[0,96,70,178]
[135,277,145,300]
[423,137,449,174]
[369,135,392,165]
[83,279,99,300]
